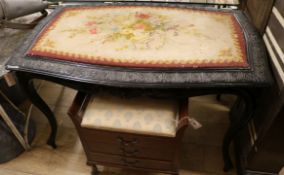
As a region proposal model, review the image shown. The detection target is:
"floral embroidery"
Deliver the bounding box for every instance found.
[94,11,213,50]
[86,21,96,26]
[80,11,185,50]
[28,7,247,68]
[89,29,97,35]
[134,23,146,30]
[55,10,213,50]
[135,13,151,19]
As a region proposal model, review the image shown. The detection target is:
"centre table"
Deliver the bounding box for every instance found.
[5,2,273,173]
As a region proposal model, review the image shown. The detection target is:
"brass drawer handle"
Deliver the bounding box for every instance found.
[120,147,139,156]
[117,137,138,146]
[121,158,138,166]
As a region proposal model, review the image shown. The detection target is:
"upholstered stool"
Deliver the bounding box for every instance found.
[68,92,189,175]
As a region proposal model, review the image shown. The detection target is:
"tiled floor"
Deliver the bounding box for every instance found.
[0,81,237,175]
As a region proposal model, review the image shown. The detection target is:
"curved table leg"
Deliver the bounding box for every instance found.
[16,72,57,148]
[223,125,234,171]
[92,165,100,175]
[222,99,242,171]
[184,89,255,172]
[221,90,254,172]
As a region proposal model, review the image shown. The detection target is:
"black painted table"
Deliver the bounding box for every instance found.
[5,3,273,173]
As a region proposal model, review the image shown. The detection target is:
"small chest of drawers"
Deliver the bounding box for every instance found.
[68,92,189,175]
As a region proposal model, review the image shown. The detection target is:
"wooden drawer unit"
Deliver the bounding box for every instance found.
[81,128,175,149]
[85,141,174,161]
[87,152,175,172]
[68,92,189,175]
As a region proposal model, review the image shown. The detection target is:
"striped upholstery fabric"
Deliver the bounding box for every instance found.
[81,93,179,137]
[263,0,284,89]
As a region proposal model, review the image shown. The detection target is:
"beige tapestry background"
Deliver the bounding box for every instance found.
[28,6,247,68]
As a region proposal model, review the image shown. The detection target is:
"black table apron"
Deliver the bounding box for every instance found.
[5,3,273,173]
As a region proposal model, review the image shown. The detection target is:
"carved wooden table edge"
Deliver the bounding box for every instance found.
[5,2,274,173]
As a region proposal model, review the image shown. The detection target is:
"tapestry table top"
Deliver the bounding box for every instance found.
[28,6,248,69]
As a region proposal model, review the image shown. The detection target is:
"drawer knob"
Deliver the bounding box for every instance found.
[121,158,138,166]
[117,137,138,146]
[120,147,139,156]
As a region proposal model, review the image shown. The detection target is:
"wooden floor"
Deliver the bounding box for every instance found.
[0,81,237,175]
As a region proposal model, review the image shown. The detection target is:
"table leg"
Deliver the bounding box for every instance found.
[222,98,242,171]
[183,89,254,172]
[222,90,254,172]
[223,126,234,171]
[91,165,100,175]
[16,72,57,148]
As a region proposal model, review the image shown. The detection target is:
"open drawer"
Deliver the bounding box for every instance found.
[68,91,189,165]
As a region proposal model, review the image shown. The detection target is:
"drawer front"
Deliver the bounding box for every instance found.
[87,152,175,172]
[70,92,178,165]
[81,127,175,149]
[85,142,174,161]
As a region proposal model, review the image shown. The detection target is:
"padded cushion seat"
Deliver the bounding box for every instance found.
[81,94,179,137]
